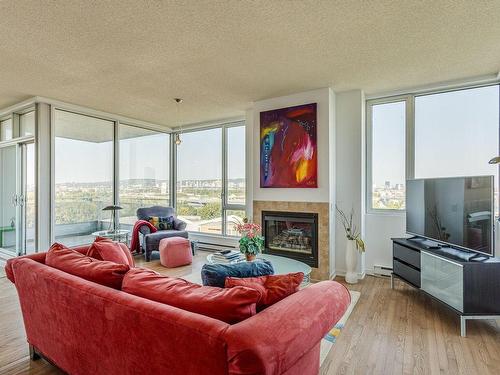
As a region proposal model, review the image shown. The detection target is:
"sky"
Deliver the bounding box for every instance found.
[372,85,500,187]
[55,124,245,184]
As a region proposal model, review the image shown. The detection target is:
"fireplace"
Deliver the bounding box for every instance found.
[262,211,318,267]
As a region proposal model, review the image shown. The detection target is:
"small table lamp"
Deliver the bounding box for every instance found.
[102,205,123,233]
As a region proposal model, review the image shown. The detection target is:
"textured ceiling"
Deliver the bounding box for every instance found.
[1,0,500,127]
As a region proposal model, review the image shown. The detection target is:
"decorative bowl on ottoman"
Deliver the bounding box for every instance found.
[159,237,192,268]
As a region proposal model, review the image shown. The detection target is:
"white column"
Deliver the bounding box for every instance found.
[245,108,254,220]
[335,90,365,277]
[35,102,51,250]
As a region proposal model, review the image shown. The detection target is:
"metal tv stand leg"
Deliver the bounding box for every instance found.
[390,273,394,289]
[460,315,500,337]
[460,316,466,337]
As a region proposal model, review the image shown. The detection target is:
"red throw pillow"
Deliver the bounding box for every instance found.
[225,272,304,310]
[87,237,134,266]
[46,243,130,289]
[122,268,261,324]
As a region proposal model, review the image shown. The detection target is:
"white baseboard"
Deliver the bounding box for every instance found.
[335,268,366,280]
[188,233,239,249]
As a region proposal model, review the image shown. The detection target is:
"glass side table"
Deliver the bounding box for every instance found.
[91,229,130,245]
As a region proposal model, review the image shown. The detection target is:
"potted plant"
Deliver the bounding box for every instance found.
[336,206,365,284]
[235,218,265,261]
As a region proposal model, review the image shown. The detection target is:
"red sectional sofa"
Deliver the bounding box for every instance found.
[6,250,350,375]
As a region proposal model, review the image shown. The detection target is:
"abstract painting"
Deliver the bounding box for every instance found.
[260,103,318,188]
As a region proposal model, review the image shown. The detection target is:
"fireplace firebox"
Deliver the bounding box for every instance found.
[262,211,318,267]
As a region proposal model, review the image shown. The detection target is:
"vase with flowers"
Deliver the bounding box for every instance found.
[336,206,365,284]
[235,218,265,261]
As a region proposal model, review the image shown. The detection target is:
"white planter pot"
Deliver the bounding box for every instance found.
[345,240,358,284]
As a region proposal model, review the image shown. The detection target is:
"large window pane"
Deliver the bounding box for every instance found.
[176,128,222,234]
[225,209,246,236]
[54,110,114,246]
[415,86,499,214]
[20,111,35,136]
[119,125,170,228]
[371,101,406,209]
[1,118,13,141]
[227,125,246,205]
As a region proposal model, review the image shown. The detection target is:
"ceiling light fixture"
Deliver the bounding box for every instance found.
[174,98,183,145]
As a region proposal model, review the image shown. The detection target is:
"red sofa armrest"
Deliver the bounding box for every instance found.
[5,253,47,284]
[5,245,90,284]
[223,281,351,375]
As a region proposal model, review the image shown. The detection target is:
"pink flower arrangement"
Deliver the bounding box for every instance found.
[234,219,264,258]
[235,222,261,237]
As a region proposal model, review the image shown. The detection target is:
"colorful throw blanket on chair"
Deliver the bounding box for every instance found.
[130,220,157,254]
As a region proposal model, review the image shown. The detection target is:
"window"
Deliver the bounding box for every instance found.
[176,128,223,234]
[119,125,170,227]
[415,87,499,176]
[415,86,500,214]
[368,84,500,213]
[20,111,35,136]
[0,118,13,141]
[24,143,36,253]
[226,125,246,205]
[369,101,406,210]
[54,110,114,246]
[175,122,246,236]
[225,125,246,233]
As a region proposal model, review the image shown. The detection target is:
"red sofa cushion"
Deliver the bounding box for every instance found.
[86,237,134,267]
[225,272,304,309]
[122,268,261,324]
[45,243,130,289]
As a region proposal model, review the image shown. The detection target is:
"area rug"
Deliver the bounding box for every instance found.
[319,290,360,366]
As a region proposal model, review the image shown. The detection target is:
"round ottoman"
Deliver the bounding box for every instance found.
[159,237,193,268]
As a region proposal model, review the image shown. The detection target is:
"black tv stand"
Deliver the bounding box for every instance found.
[391,238,500,336]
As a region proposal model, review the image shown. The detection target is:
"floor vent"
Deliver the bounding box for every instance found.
[373,265,392,277]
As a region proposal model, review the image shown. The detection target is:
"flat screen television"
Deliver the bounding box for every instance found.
[406,176,494,256]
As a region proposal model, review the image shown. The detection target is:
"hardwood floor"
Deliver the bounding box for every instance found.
[1,252,499,375]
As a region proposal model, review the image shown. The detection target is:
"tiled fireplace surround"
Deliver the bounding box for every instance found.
[253,200,330,281]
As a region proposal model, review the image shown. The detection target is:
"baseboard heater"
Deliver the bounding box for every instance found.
[373,265,392,277]
[195,241,238,252]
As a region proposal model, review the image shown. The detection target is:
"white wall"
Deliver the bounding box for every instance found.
[251,88,334,203]
[335,90,409,274]
[247,87,337,276]
[248,87,402,276]
[364,213,405,271]
[335,90,365,275]
[245,108,254,219]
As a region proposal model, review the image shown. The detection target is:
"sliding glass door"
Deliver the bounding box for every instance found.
[0,141,35,256]
[0,145,19,256]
